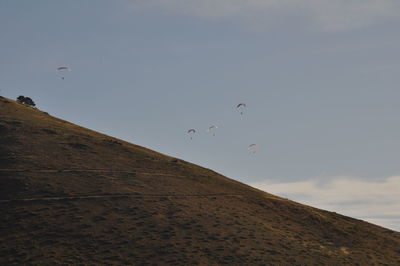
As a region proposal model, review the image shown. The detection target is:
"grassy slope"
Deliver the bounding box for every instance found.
[1,97,399,265]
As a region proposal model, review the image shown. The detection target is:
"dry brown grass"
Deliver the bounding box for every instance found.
[1,97,400,265]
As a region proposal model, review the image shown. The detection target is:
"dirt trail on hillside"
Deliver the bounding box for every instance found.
[1,168,244,203]
[1,168,246,203]
[0,168,185,177]
[0,193,243,203]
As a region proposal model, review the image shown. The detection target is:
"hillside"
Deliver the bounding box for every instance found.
[1,96,399,265]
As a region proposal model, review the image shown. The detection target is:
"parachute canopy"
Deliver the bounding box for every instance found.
[56,66,70,71]
[187,129,196,140]
[248,144,258,150]
[207,125,218,136]
[237,103,246,115]
[207,125,217,132]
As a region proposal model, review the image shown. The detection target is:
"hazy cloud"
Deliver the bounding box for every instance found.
[127,0,400,31]
[252,176,400,231]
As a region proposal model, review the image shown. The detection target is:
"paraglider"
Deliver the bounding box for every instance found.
[236,103,246,115]
[248,143,258,153]
[207,125,217,136]
[56,66,70,80]
[187,129,196,140]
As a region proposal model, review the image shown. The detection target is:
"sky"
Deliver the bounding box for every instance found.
[1,0,399,231]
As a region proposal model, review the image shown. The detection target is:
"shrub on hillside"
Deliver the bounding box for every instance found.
[16,95,25,103]
[16,95,36,107]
